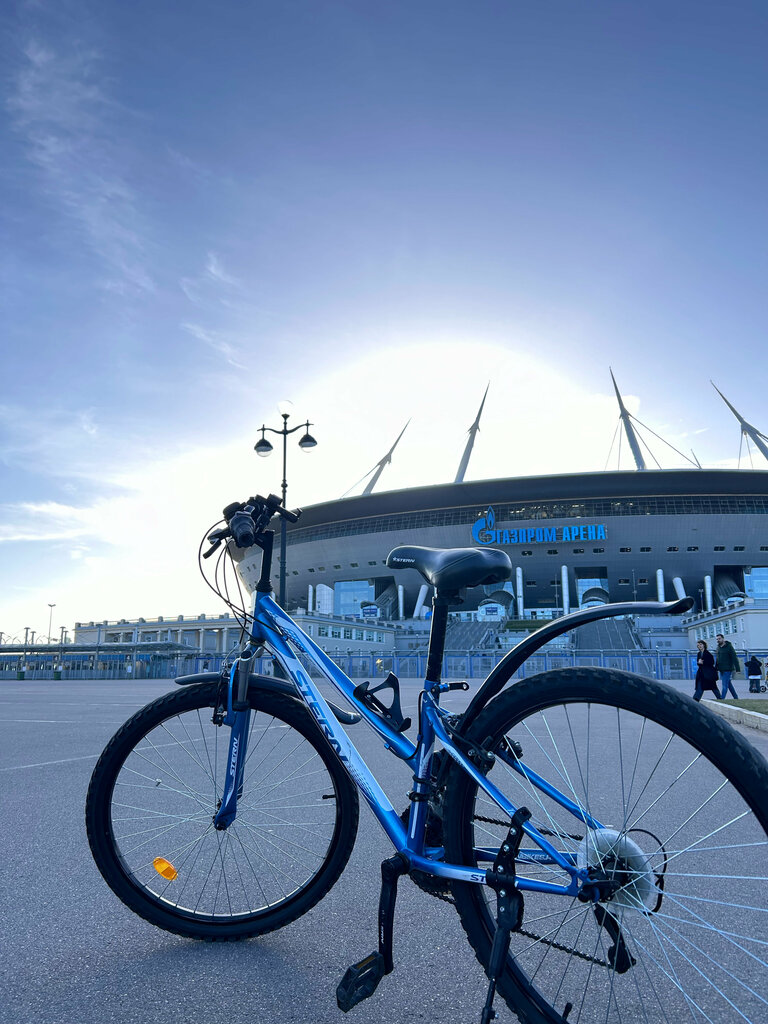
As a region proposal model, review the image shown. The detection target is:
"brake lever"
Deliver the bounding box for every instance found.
[277,505,301,524]
[203,526,231,559]
[203,538,222,560]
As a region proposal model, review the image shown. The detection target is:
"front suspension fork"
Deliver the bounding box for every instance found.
[213,648,256,829]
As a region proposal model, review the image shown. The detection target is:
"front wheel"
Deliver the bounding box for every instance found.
[86,682,359,940]
[443,667,768,1024]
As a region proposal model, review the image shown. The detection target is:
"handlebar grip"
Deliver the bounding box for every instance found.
[229,510,256,548]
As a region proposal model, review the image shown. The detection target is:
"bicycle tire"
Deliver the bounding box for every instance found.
[86,682,359,940]
[443,667,768,1024]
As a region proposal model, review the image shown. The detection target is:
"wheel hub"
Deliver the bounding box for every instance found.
[577,828,658,912]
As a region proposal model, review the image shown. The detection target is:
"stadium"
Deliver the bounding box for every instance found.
[236,379,768,623]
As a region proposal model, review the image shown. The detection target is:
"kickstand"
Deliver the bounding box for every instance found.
[336,853,408,1012]
[479,807,530,1024]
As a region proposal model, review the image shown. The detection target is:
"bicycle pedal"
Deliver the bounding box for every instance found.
[336,951,386,1012]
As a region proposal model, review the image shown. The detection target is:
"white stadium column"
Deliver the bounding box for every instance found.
[672,576,686,600]
[704,575,713,611]
[397,584,404,621]
[413,584,429,620]
[307,584,314,613]
[516,567,524,618]
[315,584,334,614]
[560,565,570,615]
[656,569,665,602]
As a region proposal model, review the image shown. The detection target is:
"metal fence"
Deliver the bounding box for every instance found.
[2,649,718,683]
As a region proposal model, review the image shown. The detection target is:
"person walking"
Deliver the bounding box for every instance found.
[746,654,763,694]
[715,633,741,699]
[693,640,719,702]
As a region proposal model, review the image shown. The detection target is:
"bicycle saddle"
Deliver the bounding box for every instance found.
[386,545,512,592]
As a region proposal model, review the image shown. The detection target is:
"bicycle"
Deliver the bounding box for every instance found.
[86,493,768,1024]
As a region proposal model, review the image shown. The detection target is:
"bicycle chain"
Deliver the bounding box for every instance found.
[413,815,608,968]
[473,813,584,842]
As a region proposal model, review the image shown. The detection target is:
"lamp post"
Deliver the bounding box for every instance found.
[254,402,317,607]
[47,603,56,643]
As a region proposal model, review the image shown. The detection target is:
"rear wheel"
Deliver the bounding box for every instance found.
[86,682,359,940]
[444,668,768,1024]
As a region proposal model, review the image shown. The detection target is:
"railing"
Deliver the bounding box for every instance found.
[5,649,764,683]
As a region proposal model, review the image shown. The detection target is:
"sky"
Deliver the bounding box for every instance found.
[2,0,768,641]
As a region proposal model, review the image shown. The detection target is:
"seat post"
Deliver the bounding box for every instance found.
[425,592,454,684]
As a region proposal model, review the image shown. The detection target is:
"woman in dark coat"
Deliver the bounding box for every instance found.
[694,640,720,702]
[746,655,763,693]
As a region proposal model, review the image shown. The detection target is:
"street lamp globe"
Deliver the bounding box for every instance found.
[254,431,273,457]
[298,424,317,451]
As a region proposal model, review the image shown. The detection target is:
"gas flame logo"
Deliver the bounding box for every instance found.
[472,506,495,544]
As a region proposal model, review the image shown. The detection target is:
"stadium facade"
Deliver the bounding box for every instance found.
[235,467,768,620]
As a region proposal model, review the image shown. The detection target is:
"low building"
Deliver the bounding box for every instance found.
[681,599,768,657]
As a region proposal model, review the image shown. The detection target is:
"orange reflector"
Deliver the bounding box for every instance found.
[153,857,178,880]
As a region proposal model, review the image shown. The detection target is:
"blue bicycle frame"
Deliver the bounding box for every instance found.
[214,588,601,899]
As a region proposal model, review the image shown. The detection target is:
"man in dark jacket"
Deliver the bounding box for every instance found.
[715,633,741,699]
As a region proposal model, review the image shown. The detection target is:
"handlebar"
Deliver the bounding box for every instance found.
[203,493,302,558]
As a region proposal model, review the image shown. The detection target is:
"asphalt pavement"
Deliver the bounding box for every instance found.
[2,676,767,1024]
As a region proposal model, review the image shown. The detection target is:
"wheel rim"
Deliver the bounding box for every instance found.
[106,701,341,924]
[464,693,768,1024]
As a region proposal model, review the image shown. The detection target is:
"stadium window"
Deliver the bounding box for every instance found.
[618,579,630,585]
[666,546,678,552]
[521,550,533,556]
[292,570,299,575]
[734,546,745,551]
[573,548,584,554]
[687,546,699,552]
[546,549,558,555]
[368,560,377,565]
[620,547,631,553]
[308,568,315,573]
[639,578,648,584]
[331,628,341,638]
[761,546,768,551]
[714,546,725,551]
[640,546,651,552]
[343,628,352,639]
[334,564,342,570]
[318,566,325,571]
[318,626,329,637]
[593,547,604,553]
[350,562,359,567]
[526,580,537,586]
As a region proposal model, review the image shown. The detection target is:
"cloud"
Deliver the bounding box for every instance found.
[7,32,153,293]
[205,252,241,288]
[181,323,248,369]
[0,402,114,480]
[180,251,242,304]
[0,500,99,544]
